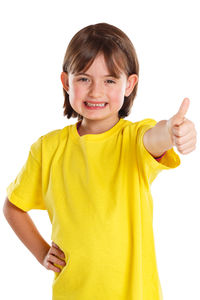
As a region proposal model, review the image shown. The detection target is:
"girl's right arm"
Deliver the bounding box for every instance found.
[3,197,66,273]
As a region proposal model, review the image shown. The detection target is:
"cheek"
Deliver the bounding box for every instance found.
[109,86,125,103]
[69,85,85,100]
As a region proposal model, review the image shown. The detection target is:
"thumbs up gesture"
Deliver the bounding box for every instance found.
[167,98,197,154]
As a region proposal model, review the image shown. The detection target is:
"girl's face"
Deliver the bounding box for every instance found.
[61,53,138,125]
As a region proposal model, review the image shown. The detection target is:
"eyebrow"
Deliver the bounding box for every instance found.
[74,72,120,79]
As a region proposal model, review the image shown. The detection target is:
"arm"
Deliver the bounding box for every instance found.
[3,197,50,265]
[143,120,173,158]
[3,197,66,272]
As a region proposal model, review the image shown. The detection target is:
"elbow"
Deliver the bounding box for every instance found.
[3,196,12,220]
[3,196,8,216]
[143,128,154,154]
[3,196,25,221]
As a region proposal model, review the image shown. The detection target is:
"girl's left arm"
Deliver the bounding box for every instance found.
[143,98,197,157]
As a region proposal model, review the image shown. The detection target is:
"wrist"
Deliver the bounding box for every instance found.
[166,119,175,147]
[143,119,174,158]
[37,242,51,266]
[156,120,174,150]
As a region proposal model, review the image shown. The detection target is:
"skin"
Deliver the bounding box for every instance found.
[3,54,138,274]
[61,53,138,136]
[143,98,197,157]
[3,55,197,275]
[61,53,196,156]
[3,198,66,273]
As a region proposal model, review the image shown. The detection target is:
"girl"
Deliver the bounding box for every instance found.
[3,23,196,300]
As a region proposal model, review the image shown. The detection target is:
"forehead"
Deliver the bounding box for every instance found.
[76,55,111,75]
[87,54,109,70]
[73,53,125,79]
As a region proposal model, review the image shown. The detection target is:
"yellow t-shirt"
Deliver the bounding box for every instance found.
[6,118,180,300]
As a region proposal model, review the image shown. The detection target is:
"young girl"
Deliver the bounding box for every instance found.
[3,23,196,300]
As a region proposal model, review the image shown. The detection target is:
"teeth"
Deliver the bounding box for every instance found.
[85,102,106,107]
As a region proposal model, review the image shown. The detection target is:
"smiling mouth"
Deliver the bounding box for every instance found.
[84,102,108,108]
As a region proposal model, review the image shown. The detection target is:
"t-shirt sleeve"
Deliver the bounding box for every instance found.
[136,118,181,184]
[6,136,46,212]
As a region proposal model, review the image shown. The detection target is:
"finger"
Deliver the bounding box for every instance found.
[52,241,60,249]
[46,261,62,273]
[51,242,66,258]
[49,246,66,259]
[172,119,193,137]
[173,130,196,146]
[174,136,196,151]
[47,253,66,267]
[176,98,190,122]
[181,146,196,155]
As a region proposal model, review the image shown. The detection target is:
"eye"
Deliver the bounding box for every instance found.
[78,77,89,82]
[106,79,115,84]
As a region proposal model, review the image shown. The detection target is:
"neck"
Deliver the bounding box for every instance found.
[77,116,120,136]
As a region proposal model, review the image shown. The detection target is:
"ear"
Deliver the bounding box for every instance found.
[61,72,69,94]
[124,74,138,97]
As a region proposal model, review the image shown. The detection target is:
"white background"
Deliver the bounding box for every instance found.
[0,0,199,299]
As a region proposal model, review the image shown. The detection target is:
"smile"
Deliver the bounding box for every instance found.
[84,102,108,109]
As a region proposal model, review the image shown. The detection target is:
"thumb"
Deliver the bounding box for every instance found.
[171,98,190,127]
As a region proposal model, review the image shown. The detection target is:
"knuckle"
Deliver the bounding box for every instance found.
[52,242,59,249]
[55,248,65,258]
[51,247,59,257]
[175,138,182,146]
[175,127,182,136]
[55,249,62,258]
[181,151,187,155]
[47,253,53,261]
[175,135,185,146]
[49,247,54,255]
[55,257,66,266]
[178,129,183,136]
[59,250,65,258]
[178,147,185,154]
[48,247,66,264]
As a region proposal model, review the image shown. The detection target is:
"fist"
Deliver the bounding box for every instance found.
[167,98,197,155]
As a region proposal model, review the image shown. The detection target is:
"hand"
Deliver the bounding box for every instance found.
[42,241,66,273]
[167,98,197,154]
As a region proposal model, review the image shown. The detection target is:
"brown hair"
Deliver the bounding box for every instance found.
[62,23,139,121]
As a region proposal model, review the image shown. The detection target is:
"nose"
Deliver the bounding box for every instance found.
[88,80,104,99]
